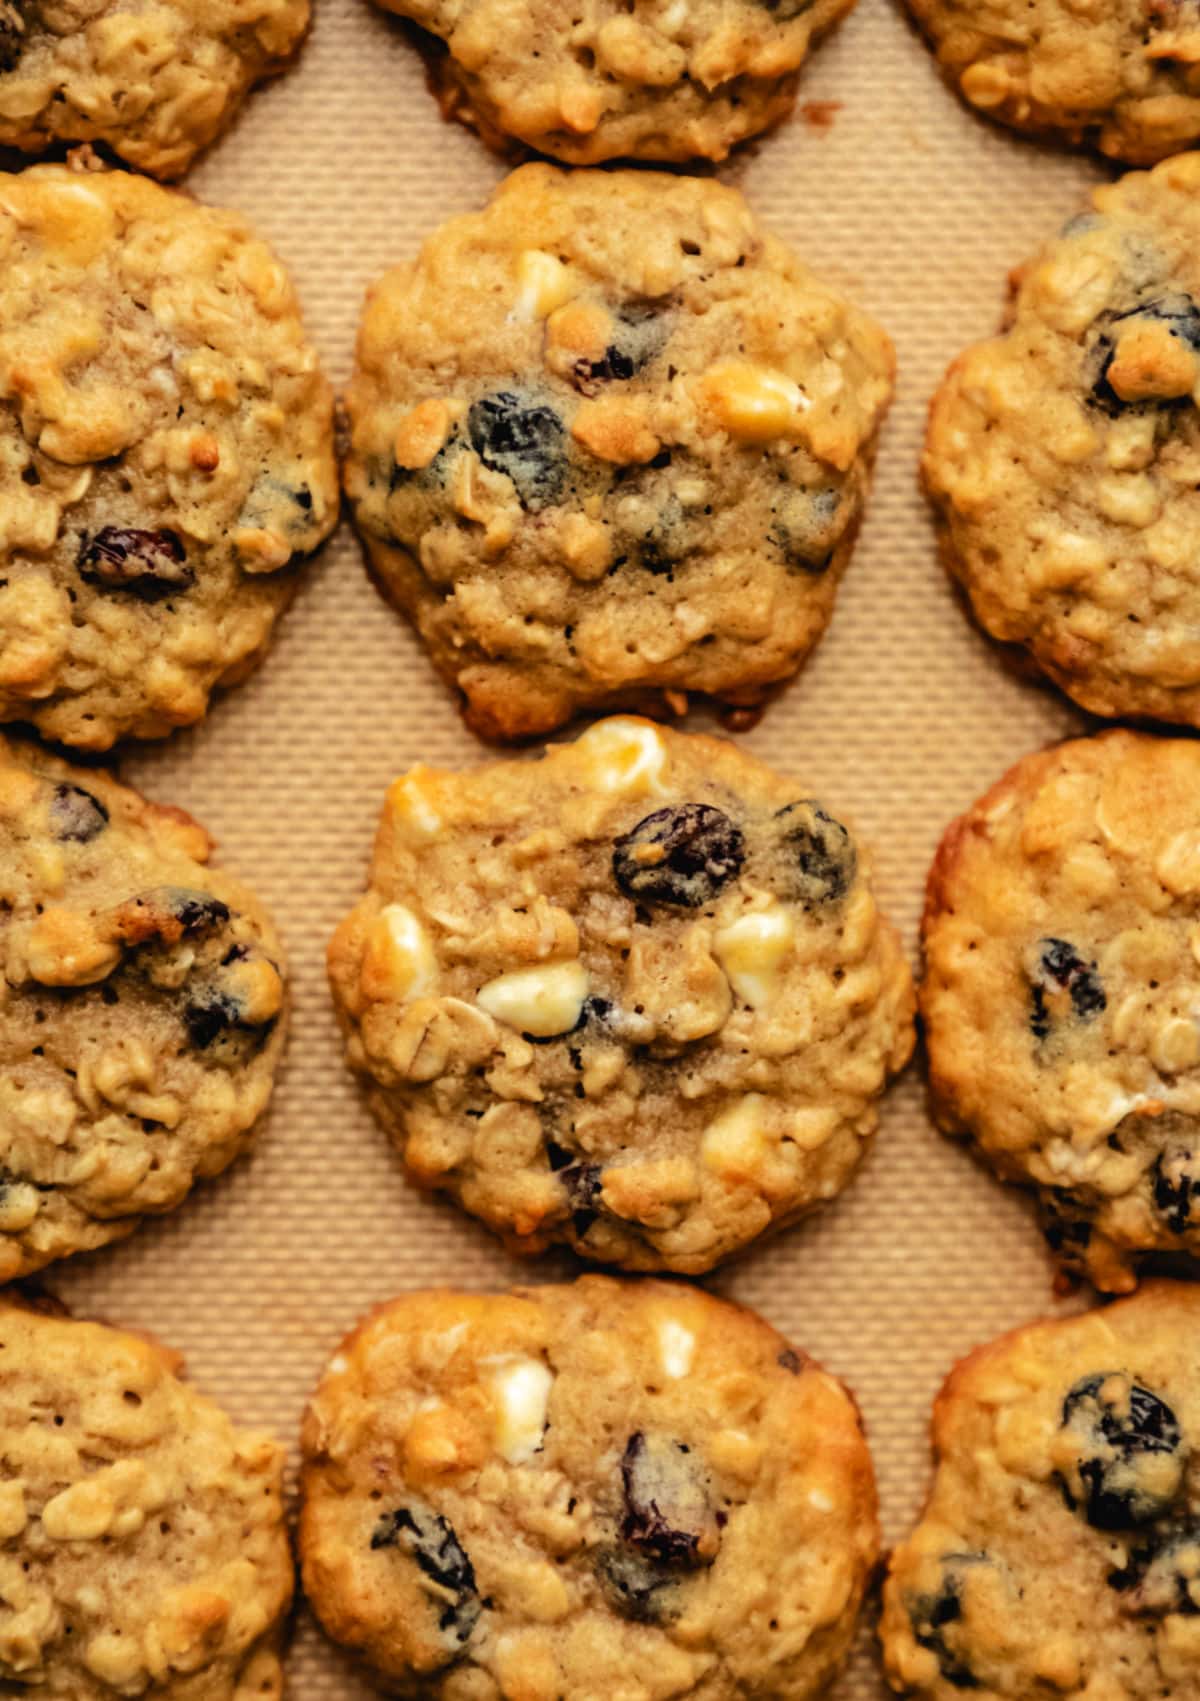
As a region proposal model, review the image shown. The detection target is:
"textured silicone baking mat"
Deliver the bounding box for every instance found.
[36,1,1121,1693]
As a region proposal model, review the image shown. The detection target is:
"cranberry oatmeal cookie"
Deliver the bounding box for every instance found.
[921,729,1200,1293]
[0,1295,291,1700]
[0,161,337,750]
[0,732,286,1278]
[905,0,1200,164]
[882,1283,1200,1700]
[925,153,1200,729]
[344,164,894,742]
[0,1,309,178]
[328,717,914,1274]
[300,1277,879,1699]
[372,0,858,163]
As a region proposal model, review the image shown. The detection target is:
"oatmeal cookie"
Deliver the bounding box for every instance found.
[0,1295,291,1700]
[328,717,915,1274]
[373,0,858,164]
[0,160,337,750]
[344,163,893,742]
[0,732,287,1278]
[906,0,1200,164]
[881,1283,1200,1700]
[300,1276,879,1700]
[921,729,1200,1293]
[0,1,309,178]
[925,153,1200,729]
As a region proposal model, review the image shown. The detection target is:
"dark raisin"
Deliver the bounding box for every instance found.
[169,892,231,935]
[759,0,813,15]
[0,1,27,72]
[596,1547,681,1623]
[522,993,612,1046]
[468,391,565,510]
[1041,1189,1094,1255]
[776,1348,803,1375]
[77,527,194,600]
[1029,938,1106,1038]
[1153,1146,1200,1235]
[562,1160,603,1236]
[182,987,274,1053]
[773,485,842,574]
[370,1505,481,1646]
[1059,1372,1186,1530]
[571,306,668,394]
[908,1556,989,1690]
[775,800,856,907]
[1088,296,1200,415]
[612,805,744,907]
[620,1432,717,1569]
[111,888,231,950]
[49,783,108,843]
[292,485,313,511]
[1124,1525,1200,1616]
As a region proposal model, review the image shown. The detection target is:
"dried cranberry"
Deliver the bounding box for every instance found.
[49,783,108,843]
[77,527,194,600]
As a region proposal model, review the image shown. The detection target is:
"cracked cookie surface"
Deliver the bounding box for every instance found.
[0,162,337,750]
[923,729,1200,1292]
[300,1276,878,1701]
[0,1296,291,1700]
[0,1,309,178]
[925,154,1200,729]
[906,0,1200,163]
[344,164,893,741]
[327,717,914,1274]
[0,732,287,1277]
[882,1283,1200,1701]
[372,0,857,163]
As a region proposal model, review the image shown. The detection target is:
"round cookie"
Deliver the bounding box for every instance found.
[921,728,1200,1293]
[344,163,894,742]
[328,716,915,1274]
[0,1295,291,1700]
[300,1276,879,1699]
[0,2,310,178]
[0,732,287,1278]
[0,161,338,750]
[881,1283,1200,1700]
[925,153,1200,730]
[905,0,1200,164]
[373,0,859,164]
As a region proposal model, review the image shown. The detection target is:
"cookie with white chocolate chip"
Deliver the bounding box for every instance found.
[0,161,337,750]
[0,1,310,178]
[0,732,287,1278]
[344,164,894,741]
[0,1295,291,1700]
[923,729,1200,1293]
[905,0,1200,164]
[327,717,915,1273]
[300,1277,879,1699]
[372,0,858,164]
[925,154,1200,729]
[882,1283,1200,1701]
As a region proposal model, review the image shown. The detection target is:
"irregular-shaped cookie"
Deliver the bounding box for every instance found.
[882,1283,1200,1700]
[0,733,287,1277]
[906,0,1200,164]
[922,729,1200,1292]
[0,1,309,178]
[0,1296,291,1699]
[344,164,893,741]
[0,161,338,749]
[373,0,858,163]
[926,154,1200,728]
[300,1277,878,1699]
[328,717,914,1273]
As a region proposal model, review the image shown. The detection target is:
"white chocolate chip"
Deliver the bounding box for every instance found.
[574,718,667,795]
[700,361,809,444]
[701,1094,769,1176]
[511,250,578,322]
[808,1489,834,1512]
[714,903,796,1008]
[365,904,439,1001]
[389,771,443,840]
[482,1355,554,1463]
[657,1319,696,1380]
[476,960,588,1038]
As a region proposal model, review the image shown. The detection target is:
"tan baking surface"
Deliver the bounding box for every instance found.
[35,2,1121,1694]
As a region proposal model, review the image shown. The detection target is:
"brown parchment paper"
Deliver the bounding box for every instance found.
[35,2,1124,1693]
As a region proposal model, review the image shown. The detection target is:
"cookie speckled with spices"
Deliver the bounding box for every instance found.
[0,1296,291,1700]
[0,733,286,1278]
[300,1277,879,1700]
[922,729,1200,1293]
[0,1,310,178]
[882,1283,1200,1701]
[906,0,1200,164]
[327,717,914,1274]
[373,0,858,164]
[344,164,893,742]
[925,154,1200,730]
[0,161,337,750]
